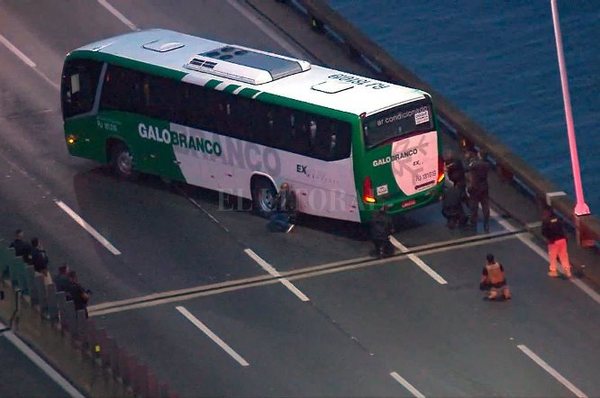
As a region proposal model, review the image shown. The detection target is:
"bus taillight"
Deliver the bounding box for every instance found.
[66,135,77,145]
[362,176,376,203]
[437,155,445,183]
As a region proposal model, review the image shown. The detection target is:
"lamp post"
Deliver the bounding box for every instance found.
[550,0,590,216]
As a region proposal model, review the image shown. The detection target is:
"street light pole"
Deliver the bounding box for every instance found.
[550,0,590,216]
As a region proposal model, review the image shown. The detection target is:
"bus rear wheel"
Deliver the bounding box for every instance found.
[110,143,138,179]
[251,178,276,218]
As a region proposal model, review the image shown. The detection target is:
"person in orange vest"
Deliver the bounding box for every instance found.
[480,253,511,300]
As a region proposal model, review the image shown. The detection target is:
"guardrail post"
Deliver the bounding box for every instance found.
[33,274,46,309]
[46,284,59,321]
[147,370,160,398]
[310,15,324,32]
[28,267,39,304]
[133,363,149,397]
[75,309,87,345]
[575,215,596,248]
[159,383,171,398]
[62,299,77,333]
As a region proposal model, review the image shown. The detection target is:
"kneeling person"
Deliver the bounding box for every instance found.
[480,253,511,300]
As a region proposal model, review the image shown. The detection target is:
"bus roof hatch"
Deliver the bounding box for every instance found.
[184,45,310,85]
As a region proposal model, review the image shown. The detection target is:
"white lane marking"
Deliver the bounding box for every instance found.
[0,34,59,89]
[54,200,121,255]
[570,277,600,305]
[490,208,518,232]
[0,34,36,67]
[0,323,85,398]
[389,237,447,285]
[97,0,138,31]
[390,371,426,398]
[176,306,249,367]
[184,195,229,233]
[517,344,587,398]
[244,248,310,301]
[225,0,306,59]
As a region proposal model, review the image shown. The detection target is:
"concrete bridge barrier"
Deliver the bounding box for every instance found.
[0,248,177,398]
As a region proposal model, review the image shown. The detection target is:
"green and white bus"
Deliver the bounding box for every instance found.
[61,29,444,223]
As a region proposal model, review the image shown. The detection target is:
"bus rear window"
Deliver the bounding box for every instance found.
[363,100,434,149]
[61,59,103,118]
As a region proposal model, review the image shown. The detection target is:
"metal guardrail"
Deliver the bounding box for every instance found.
[1,248,177,398]
[288,0,599,247]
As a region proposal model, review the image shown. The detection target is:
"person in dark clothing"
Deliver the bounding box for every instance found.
[480,253,511,300]
[465,150,491,232]
[54,264,71,293]
[369,206,394,258]
[9,229,31,262]
[66,271,90,318]
[443,149,466,192]
[30,237,49,272]
[541,207,572,278]
[268,182,298,233]
[441,184,468,229]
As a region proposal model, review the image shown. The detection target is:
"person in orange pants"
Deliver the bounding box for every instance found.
[541,206,572,278]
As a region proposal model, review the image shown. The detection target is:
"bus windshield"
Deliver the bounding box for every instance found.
[363,99,434,149]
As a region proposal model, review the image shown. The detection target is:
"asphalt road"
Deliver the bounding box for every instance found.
[0,1,599,397]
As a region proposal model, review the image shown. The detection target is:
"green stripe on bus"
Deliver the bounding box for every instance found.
[224,84,241,94]
[205,79,222,89]
[239,88,260,98]
[67,51,187,80]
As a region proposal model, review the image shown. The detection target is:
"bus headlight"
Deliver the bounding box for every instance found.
[66,135,77,145]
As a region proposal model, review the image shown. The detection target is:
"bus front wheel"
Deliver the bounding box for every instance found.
[110,143,138,179]
[251,178,276,218]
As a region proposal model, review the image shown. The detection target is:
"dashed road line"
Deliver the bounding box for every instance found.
[0,33,59,89]
[176,306,249,367]
[517,344,587,398]
[244,248,310,301]
[389,236,447,284]
[97,0,138,31]
[390,371,426,398]
[54,200,121,255]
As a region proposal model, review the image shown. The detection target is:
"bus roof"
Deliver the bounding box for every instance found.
[69,29,427,116]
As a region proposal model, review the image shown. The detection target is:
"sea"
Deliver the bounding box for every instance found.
[328,0,599,213]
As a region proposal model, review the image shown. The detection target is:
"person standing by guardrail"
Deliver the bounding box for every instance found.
[465,150,491,233]
[443,149,466,193]
[8,229,31,263]
[542,206,572,278]
[30,237,49,272]
[66,271,91,318]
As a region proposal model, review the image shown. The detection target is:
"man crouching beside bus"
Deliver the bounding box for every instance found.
[480,253,511,301]
[268,182,297,233]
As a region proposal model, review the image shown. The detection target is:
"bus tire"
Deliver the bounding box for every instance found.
[251,178,276,218]
[110,142,138,180]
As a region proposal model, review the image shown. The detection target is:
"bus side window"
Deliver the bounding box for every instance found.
[100,65,143,114]
[61,59,103,118]
[331,121,351,160]
[288,112,310,155]
[143,74,179,121]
